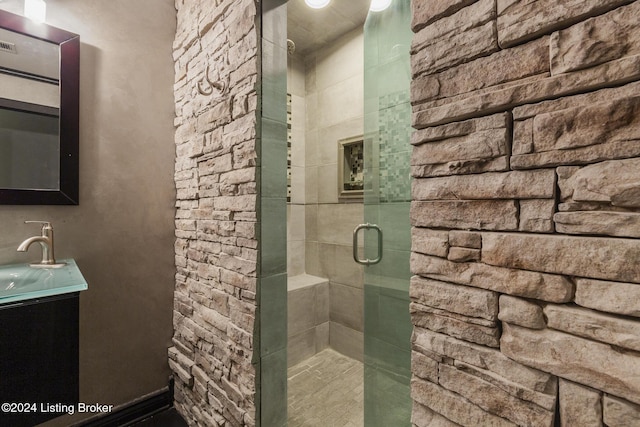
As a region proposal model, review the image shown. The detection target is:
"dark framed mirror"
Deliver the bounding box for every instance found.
[0,9,79,204]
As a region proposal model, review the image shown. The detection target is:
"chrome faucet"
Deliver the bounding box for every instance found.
[17,221,66,268]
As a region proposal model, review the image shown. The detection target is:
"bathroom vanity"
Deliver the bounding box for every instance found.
[0,260,87,426]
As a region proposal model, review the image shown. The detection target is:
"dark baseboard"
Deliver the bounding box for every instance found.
[78,378,174,427]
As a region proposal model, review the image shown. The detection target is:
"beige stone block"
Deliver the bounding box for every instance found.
[411,200,518,231]
[556,158,640,208]
[513,118,534,155]
[482,232,640,284]
[545,304,640,352]
[169,358,194,387]
[412,302,496,329]
[411,157,510,178]
[411,128,509,176]
[413,170,556,200]
[497,0,631,47]
[411,378,517,427]
[412,37,549,105]
[412,343,444,364]
[411,350,439,383]
[412,253,574,302]
[410,276,498,321]
[559,379,603,427]
[447,247,480,262]
[603,395,640,426]
[413,327,556,393]
[449,230,482,249]
[514,79,640,120]
[212,194,256,212]
[557,202,624,212]
[414,54,640,130]
[411,113,509,145]
[197,304,228,333]
[412,402,460,427]
[575,278,640,318]
[221,167,255,186]
[511,139,640,170]
[551,2,640,75]
[498,295,546,330]
[411,0,476,31]
[412,228,449,258]
[520,199,556,233]
[439,364,555,426]
[533,97,640,156]
[555,211,640,238]
[412,304,500,347]
[501,323,640,405]
[454,361,557,411]
[196,98,233,133]
[411,0,497,76]
[218,252,256,277]
[556,166,580,201]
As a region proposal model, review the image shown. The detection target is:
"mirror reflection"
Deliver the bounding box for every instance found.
[0,9,79,204]
[0,26,59,81]
[0,104,59,190]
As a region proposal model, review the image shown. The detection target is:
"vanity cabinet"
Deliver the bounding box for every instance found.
[0,292,79,426]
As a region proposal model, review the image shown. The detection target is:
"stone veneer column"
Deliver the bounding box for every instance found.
[409,1,640,426]
[170,0,260,425]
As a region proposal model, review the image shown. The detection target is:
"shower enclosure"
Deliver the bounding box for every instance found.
[258,0,412,425]
[362,1,413,425]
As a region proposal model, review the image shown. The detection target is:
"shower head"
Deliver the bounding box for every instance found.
[287,39,296,55]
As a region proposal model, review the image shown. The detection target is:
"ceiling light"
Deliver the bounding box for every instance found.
[370,0,392,12]
[305,0,330,9]
[24,0,46,23]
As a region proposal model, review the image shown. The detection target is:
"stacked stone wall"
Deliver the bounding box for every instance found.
[170,0,259,425]
[410,1,640,425]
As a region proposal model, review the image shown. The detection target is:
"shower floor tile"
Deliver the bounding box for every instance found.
[288,349,363,427]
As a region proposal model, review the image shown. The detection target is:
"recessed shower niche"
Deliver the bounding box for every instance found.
[338,136,364,200]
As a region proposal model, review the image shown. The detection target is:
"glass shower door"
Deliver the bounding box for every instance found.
[362,1,413,425]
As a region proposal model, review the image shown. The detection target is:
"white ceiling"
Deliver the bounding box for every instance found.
[287,0,371,57]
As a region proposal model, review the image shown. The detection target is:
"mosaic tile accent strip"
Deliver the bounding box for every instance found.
[287,93,292,202]
[378,91,411,203]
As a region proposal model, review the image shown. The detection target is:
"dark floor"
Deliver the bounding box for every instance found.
[132,408,188,427]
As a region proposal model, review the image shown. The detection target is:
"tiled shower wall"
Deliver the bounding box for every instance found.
[409,0,640,425]
[289,27,367,361]
[287,54,306,276]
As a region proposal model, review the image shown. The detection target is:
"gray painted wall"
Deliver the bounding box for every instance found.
[0,1,176,424]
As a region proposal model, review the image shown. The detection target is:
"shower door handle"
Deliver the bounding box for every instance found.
[353,223,383,265]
